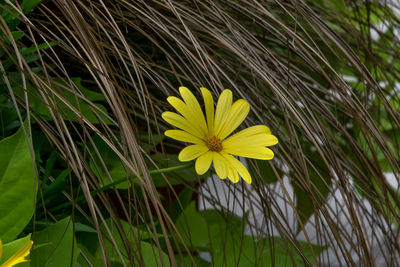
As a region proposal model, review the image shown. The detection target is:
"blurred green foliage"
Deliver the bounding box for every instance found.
[2,0,400,266]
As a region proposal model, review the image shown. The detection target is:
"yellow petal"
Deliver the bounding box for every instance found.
[223,125,274,145]
[227,125,271,138]
[164,130,204,144]
[200,87,214,135]
[226,164,239,183]
[250,134,278,146]
[214,89,232,136]
[223,154,252,184]
[179,87,208,136]
[213,152,227,179]
[224,133,278,148]
[0,239,3,260]
[217,99,250,140]
[166,97,196,127]
[2,240,33,267]
[167,96,187,116]
[178,144,209,162]
[162,111,204,139]
[195,151,213,175]
[219,154,239,183]
[166,97,207,138]
[224,146,274,160]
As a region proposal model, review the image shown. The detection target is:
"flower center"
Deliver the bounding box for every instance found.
[206,136,222,152]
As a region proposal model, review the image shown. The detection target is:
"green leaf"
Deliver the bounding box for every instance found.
[367,179,400,227]
[80,219,170,266]
[253,160,281,184]
[0,0,43,31]
[139,241,170,267]
[89,134,198,189]
[175,255,210,267]
[357,132,398,172]
[0,30,24,45]
[175,202,209,248]
[49,77,110,124]
[1,4,20,30]
[292,152,331,229]
[255,237,326,267]
[0,123,36,242]
[3,42,56,71]
[202,210,261,266]
[76,243,104,267]
[83,239,171,267]
[74,223,97,233]
[21,0,43,14]
[0,234,32,267]
[42,169,68,206]
[149,153,207,187]
[10,76,111,124]
[168,188,193,221]
[201,209,325,266]
[0,95,21,138]
[89,134,130,189]
[31,217,79,267]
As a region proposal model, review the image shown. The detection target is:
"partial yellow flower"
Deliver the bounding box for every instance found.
[162,87,278,184]
[0,239,33,267]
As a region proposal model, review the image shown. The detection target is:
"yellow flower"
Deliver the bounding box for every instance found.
[0,239,33,267]
[162,87,278,184]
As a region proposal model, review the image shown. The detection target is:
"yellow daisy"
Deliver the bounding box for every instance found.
[162,86,278,184]
[0,239,33,267]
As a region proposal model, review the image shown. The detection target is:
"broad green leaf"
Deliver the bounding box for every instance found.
[363,179,400,227]
[149,153,207,187]
[21,0,43,14]
[202,210,261,266]
[10,76,111,124]
[201,209,325,266]
[255,237,326,267]
[81,240,171,267]
[113,221,169,266]
[42,169,68,207]
[0,95,21,138]
[141,135,209,187]
[1,0,43,30]
[3,42,56,71]
[40,151,57,186]
[76,243,104,267]
[31,217,79,267]
[139,241,170,267]
[357,132,398,172]
[50,77,110,124]
[175,255,210,267]
[74,223,97,234]
[0,234,32,267]
[110,219,164,241]
[80,219,170,266]
[253,160,281,184]
[89,134,199,189]
[168,188,193,221]
[0,30,24,46]
[76,219,168,266]
[89,134,130,189]
[1,3,21,28]
[0,123,36,242]
[175,202,209,248]
[75,224,101,259]
[292,152,331,229]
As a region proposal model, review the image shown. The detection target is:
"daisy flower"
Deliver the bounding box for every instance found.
[162,87,278,184]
